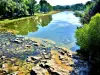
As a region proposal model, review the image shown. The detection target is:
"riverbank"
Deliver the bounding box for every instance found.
[0,31,89,75]
[0,11,59,26]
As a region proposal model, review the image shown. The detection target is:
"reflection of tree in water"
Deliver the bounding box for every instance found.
[1,15,52,35]
[38,15,52,27]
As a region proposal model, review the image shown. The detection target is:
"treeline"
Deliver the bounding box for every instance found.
[75,0,100,75]
[73,1,94,17]
[0,0,52,18]
[81,0,100,24]
[53,3,85,11]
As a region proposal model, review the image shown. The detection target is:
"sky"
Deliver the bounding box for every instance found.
[36,0,91,6]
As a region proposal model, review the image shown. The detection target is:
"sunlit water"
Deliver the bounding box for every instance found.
[27,11,81,51]
[0,11,82,51]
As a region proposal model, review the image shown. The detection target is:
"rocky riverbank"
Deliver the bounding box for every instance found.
[0,31,89,75]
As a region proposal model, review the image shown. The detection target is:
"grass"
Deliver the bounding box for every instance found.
[0,11,59,26]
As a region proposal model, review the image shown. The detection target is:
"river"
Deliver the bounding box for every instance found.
[0,11,81,51]
[0,11,89,75]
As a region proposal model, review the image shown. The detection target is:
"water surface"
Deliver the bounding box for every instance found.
[0,11,81,51]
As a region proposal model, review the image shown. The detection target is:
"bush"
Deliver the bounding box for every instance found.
[76,13,100,74]
[76,13,100,53]
[74,11,82,17]
[76,24,89,49]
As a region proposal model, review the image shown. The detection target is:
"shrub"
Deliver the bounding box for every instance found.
[76,13,100,74]
[76,13,100,53]
[74,11,82,17]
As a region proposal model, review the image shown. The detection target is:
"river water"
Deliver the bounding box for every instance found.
[0,11,81,51]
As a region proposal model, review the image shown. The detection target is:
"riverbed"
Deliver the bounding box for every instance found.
[0,11,89,75]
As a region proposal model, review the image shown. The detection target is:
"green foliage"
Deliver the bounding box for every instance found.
[74,11,82,17]
[0,0,16,17]
[76,24,89,49]
[76,13,100,74]
[53,3,85,11]
[80,0,100,24]
[88,13,100,46]
[71,3,85,11]
[76,13,100,52]
[15,2,29,16]
[0,0,38,18]
[53,5,67,11]
[27,0,37,15]
[39,0,52,13]
[0,0,53,18]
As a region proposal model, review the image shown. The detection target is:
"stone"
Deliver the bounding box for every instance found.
[30,70,37,75]
[2,63,8,71]
[10,58,16,64]
[25,45,32,49]
[58,51,65,55]
[26,56,42,62]
[1,56,6,60]
[67,52,72,58]
[59,55,65,60]
[11,38,22,44]
[33,43,40,47]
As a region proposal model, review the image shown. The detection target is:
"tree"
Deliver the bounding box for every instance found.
[80,0,100,24]
[76,13,100,74]
[0,0,38,18]
[39,0,48,13]
[47,3,53,12]
[27,0,37,15]
[0,0,16,17]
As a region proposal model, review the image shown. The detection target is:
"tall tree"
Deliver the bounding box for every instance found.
[28,0,37,15]
[39,0,48,13]
[0,0,16,18]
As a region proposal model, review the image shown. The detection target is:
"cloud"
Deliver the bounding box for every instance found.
[36,0,91,6]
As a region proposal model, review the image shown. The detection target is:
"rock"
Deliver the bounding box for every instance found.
[40,44,45,47]
[40,60,47,64]
[30,70,37,75]
[59,55,65,60]
[25,45,32,49]
[33,43,40,47]
[0,70,7,75]
[67,52,72,58]
[44,55,50,59]
[58,51,65,55]
[32,66,47,75]
[49,71,60,75]
[1,56,6,60]
[32,56,42,60]
[40,52,50,59]
[26,56,42,62]
[34,59,41,64]
[26,56,33,62]
[2,63,9,72]
[10,72,18,75]
[11,38,22,44]
[32,41,38,43]
[10,58,17,65]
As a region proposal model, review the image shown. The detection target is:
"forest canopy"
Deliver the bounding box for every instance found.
[0,0,53,18]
